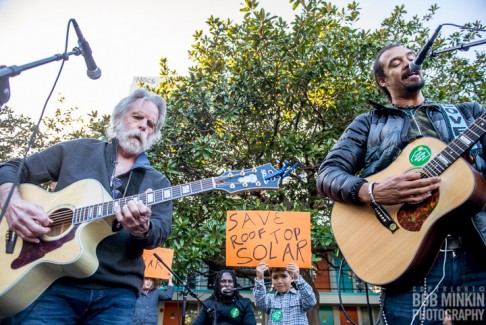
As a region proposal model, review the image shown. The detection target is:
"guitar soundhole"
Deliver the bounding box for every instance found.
[397,189,440,231]
[45,208,74,240]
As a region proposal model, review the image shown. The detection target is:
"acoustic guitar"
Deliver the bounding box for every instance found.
[331,112,486,289]
[0,163,285,318]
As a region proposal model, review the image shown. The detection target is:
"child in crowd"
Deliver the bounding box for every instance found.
[253,262,316,325]
[133,275,174,325]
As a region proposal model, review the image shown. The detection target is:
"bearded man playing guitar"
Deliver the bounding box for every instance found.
[0,88,172,323]
[318,44,486,324]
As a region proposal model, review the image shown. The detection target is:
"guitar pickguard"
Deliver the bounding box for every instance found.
[397,189,440,231]
[11,226,78,269]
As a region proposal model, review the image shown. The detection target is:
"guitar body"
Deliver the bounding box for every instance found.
[0,179,115,318]
[331,137,486,289]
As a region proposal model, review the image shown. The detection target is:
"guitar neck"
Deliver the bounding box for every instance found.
[72,177,216,225]
[423,112,486,177]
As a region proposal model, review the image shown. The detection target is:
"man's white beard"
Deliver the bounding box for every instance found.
[116,124,154,155]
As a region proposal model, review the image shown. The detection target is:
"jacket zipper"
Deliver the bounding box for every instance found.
[409,110,424,136]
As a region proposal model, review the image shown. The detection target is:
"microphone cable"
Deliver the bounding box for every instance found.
[337,258,382,325]
[0,20,73,226]
[337,258,359,325]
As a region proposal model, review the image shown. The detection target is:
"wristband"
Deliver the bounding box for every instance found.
[368,182,378,205]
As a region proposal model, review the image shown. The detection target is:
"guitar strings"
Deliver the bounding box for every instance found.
[47,170,266,227]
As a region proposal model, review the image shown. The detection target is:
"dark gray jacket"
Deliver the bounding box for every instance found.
[317,101,486,245]
[0,138,172,294]
[133,286,174,325]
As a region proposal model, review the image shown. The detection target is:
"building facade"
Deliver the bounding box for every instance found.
[154,255,381,325]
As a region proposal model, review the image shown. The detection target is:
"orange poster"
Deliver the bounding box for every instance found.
[142,247,174,279]
[226,211,311,268]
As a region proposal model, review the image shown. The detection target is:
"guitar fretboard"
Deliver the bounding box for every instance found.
[72,177,216,224]
[422,112,486,177]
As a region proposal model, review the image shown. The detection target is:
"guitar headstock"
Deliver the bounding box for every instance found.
[215,163,285,194]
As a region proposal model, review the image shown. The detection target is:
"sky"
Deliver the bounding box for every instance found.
[0,0,485,120]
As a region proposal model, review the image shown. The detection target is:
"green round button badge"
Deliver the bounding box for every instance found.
[271,309,283,322]
[230,307,240,318]
[409,145,432,166]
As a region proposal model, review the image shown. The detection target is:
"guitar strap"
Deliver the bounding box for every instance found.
[438,104,485,172]
[438,104,483,151]
[439,104,486,249]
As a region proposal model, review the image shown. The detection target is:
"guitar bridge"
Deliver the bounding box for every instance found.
[5,229,17,254]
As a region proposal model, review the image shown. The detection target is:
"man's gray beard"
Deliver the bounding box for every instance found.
[116,125,154,155]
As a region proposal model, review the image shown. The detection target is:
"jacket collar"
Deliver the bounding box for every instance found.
[275,287,298,296]
[111,138,152,171]
[368,100,441,112]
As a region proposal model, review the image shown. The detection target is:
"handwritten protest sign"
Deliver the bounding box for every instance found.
[226,211,311,268]
[142,247,174,279]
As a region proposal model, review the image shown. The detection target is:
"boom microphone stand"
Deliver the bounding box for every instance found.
[0,48,85,248]
[430,38,486,57]
[0,43,87,229]
[0,49,84,108]
[153,253,214,325]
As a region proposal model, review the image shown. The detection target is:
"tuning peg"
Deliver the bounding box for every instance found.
[282,162,299,178]
[264,160,294,180]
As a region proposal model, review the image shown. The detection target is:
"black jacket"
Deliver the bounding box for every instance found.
[192,294,256,325]
[317,103,486,204]
[317,101,486,245]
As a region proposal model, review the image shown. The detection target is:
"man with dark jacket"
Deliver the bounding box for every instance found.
[318,44,486,324]
[192,270,256,325]
[0,88,172,323]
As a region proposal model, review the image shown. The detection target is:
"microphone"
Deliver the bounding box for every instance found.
[409,25,442,72]
[72,19,102,80]
[221,282,272,293]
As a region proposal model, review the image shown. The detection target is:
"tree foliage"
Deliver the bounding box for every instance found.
[0,106,37,162]
[151,0,485,280]
[1,99,109,162]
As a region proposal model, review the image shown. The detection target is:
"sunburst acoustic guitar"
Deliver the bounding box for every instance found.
[0,163,289,318]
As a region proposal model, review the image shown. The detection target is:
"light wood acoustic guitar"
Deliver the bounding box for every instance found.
[0,163,288,318]
[331,112,486,289]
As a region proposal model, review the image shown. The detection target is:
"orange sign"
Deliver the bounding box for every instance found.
[142,247,174,279]
[226,211,311,268]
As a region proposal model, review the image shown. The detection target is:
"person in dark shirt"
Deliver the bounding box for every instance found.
[0,88,172,323]
[192,269,256,325]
